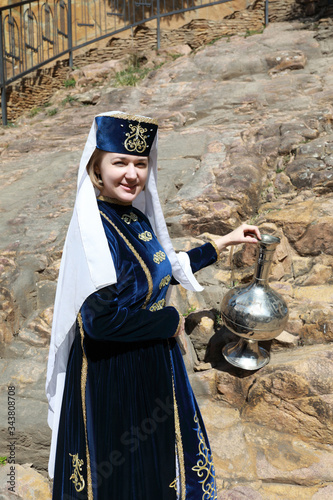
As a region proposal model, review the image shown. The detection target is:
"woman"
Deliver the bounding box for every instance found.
[46,111,260,499]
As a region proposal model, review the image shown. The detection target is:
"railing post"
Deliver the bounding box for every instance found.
[156,0,160,51]
[67,0,73,68]
[0,11,8,126]
[265,0,269,26]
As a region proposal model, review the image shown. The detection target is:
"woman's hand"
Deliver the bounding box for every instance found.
[214,224,261,253]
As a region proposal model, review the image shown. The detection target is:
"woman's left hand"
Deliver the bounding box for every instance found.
[214,224,261,253]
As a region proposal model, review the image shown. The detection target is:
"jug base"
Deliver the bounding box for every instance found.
[222,338,270,371]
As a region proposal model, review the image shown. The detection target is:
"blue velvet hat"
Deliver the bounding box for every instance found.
[95,113,158,156]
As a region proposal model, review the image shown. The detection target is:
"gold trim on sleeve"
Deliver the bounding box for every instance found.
[174,307,183,337]
[69,453,85,492]
[100,210,153,309]
[191,412,217,499]
[208,240,221,262]
[168,340,186,499]
[153,251,166,264]
[77,313,94,500]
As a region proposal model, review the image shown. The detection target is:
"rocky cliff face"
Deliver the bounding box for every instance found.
[0,18,332,499]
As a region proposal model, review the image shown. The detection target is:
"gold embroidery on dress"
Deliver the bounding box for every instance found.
[138,231,152,242]
[121,212,138,224]
[169,478,177,490]
[77,313,94,499]
[153,251,166,264]
[192,412,217,500]
[124,123,148,153]
[167,340,186,499]
[100,210,153,308]
[159,275,171,289]
[149,299,166,312]
[69,453,85,492]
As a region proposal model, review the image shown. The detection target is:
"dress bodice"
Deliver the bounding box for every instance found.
[97,199,173,312]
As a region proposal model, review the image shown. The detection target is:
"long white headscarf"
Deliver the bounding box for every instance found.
[45,111,203,478]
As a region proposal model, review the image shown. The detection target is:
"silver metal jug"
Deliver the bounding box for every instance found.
[221,234,289,370]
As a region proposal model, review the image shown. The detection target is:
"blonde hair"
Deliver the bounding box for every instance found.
[86,148,107,189]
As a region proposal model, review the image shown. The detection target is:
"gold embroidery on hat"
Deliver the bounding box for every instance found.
[69,453,85,493]
[138,231,152,242]
[124,123,148,154]
[97,112,158,125]
[153,251,166,264]
[121,212,138,224]
[149,299,166,311]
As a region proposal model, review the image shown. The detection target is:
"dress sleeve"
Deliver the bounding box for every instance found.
[80,286,181,342]
[171,242,219,285]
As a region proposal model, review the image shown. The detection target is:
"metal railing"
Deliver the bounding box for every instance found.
[0,0,268,125]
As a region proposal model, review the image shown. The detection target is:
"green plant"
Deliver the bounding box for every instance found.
[283,154,291,165]
[47,108,58,116]
[64,78,76,88]
[207,36,222,46]
[5,121,17,128]
[29,107,40,117]
[114,64,150,87]
[43,102,52,108]
[244,28,264,38]
[0,457,7,465]
[154,62,165,71]
[215,313,223,326]
[170,53,182,60]
[184,306,197,317]
[62,95,77,106]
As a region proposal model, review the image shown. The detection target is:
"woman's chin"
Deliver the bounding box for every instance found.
[101,187,142,204]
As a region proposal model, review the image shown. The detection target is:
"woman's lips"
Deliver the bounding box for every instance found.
[120,183,137,191]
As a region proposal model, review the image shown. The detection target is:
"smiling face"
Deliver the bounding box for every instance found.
[95,152,149,205]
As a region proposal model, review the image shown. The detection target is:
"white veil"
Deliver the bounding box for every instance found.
[45,111,203,478]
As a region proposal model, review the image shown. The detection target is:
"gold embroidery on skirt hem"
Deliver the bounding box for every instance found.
[169,478,177,491]
[69,453,85,492]
[192,412,217,500]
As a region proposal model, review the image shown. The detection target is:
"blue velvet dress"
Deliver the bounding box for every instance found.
[52,199,218,500]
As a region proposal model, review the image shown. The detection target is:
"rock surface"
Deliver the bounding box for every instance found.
[0,463,51,499]
[1,18,333,498]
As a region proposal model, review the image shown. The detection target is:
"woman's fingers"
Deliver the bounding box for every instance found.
[243,224,261,241]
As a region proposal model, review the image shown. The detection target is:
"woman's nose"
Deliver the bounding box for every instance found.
[125,163,137,179]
